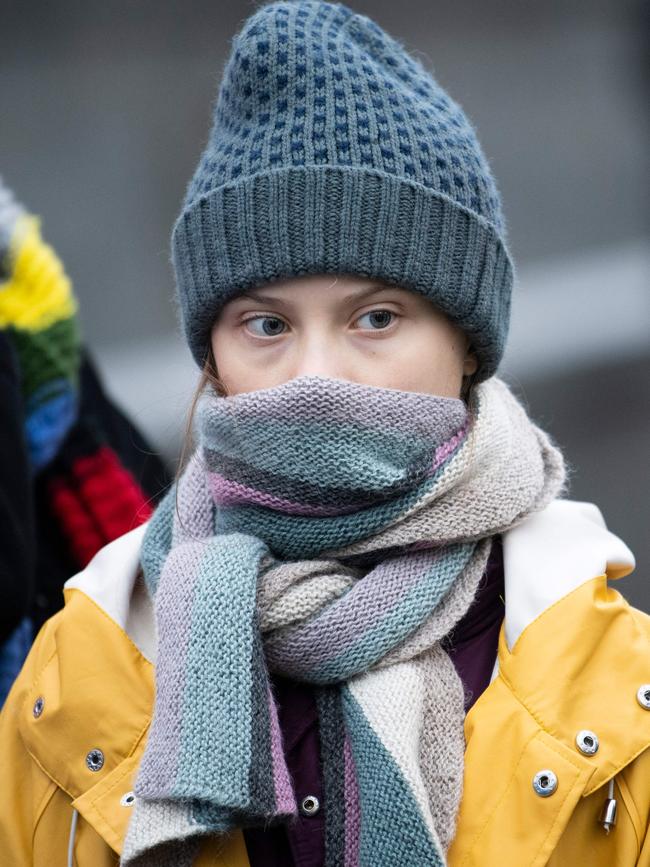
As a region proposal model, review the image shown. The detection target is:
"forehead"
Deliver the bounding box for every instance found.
[231,274,416,306]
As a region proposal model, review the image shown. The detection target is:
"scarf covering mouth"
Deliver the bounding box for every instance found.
[122,374,568,867]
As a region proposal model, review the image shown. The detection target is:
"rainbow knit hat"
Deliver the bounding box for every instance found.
[171,0,514,382]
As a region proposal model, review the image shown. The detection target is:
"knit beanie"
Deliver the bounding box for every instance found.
[171,0,514,382]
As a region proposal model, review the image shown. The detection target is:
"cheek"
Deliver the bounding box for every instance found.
[209,322,238,378]
[210,322,278,394]
[210,314,240,356]
[405,322,455,361]
[399,324,465,393]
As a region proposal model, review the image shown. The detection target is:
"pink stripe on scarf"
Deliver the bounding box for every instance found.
[267,682,297,815]
[208,416,469,517]
[428,418,470,475]
[208,473,353,516]
[343,732,361,867]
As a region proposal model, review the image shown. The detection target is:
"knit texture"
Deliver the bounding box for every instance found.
[121,374,567,866]
[0,175,81,470]
[0,177,155,558]
[0,177,166,702]
[171,0,514,382]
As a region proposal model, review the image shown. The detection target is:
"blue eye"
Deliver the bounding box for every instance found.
[245,316,286,336]
[357,310,395,330]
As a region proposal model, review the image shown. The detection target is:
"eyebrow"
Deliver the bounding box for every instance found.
[342,284,397,304]
[238,283,397,306]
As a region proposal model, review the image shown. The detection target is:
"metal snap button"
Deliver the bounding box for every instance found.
[299,794,320,816]
[532,769,558,797]
[32,696,44,718]
[575,729,599,755]
[85,749,105,772]
[637,684,650,710]
[120,791,136,807]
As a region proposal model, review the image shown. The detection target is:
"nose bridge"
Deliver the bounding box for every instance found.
[292,319,343,379]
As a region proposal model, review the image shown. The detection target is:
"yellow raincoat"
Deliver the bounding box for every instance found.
[1,498,649,865]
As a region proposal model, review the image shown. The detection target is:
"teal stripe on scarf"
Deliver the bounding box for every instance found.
[140,490,175,596]
[316,686,348,866]
[214,454,458,560]
[173,534,269,807]
[206,416,444,485]
[342,687,446,866]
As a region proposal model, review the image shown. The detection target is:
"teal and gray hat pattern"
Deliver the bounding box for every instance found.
[171,0,514,382]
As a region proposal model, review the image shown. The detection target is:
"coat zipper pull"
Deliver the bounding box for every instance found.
[598,777,617,834]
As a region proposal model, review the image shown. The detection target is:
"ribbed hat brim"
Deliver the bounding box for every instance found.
[172,164,513,381]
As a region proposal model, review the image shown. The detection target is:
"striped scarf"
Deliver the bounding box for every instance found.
[122,374,567,867]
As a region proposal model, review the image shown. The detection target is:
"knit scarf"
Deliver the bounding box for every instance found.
[122,374,567,867]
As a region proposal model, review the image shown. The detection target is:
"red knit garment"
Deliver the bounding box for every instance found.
[48,445,153,567]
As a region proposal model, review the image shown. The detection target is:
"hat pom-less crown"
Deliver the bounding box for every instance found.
[171,0,514,382]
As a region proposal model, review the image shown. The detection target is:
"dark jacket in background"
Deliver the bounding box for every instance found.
[0,332,34,642]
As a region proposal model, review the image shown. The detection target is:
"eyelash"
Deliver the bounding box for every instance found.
[241,309,400,339]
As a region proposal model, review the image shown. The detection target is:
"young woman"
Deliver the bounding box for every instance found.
[1,2,649,865]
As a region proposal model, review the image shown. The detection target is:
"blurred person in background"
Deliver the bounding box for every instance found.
[1,2,649,865]
[0,329,34,705]
[0,176,171,705]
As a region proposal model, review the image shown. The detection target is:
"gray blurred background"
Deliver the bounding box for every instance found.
[1,1,648,608]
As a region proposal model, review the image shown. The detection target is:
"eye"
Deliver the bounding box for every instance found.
[243,315,287,337]
[356,309,396,330]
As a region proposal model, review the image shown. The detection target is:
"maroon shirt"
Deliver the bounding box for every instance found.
[244,535,505,866]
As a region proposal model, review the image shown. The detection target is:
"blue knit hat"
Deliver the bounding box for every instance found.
[171,0,514,382]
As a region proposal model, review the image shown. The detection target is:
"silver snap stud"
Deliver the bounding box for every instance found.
[85,749,105,772]
[637,684,650,710]
[532,769,558,797]
[575,729,599,755]
[32,696,44,718]
[120,791,136,807]
[299,794,320,816]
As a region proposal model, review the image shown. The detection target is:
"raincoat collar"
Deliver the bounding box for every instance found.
[501,498,636,651]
